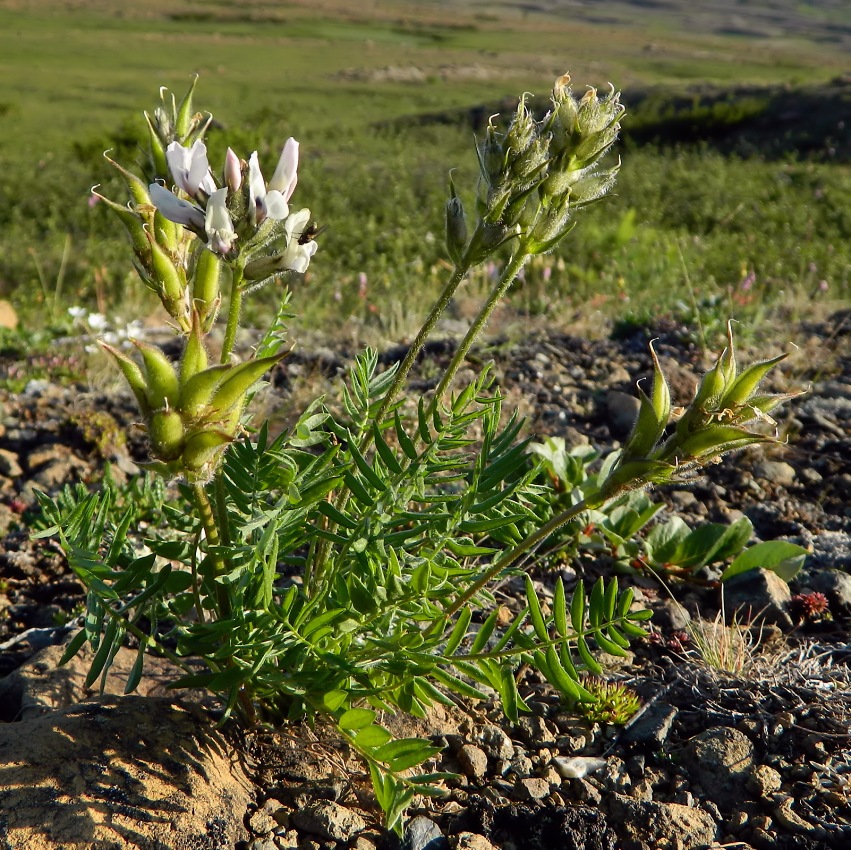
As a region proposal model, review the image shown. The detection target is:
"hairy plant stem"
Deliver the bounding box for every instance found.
[428,246,531,414]
[220,266,244,364]
[191,482,232,619]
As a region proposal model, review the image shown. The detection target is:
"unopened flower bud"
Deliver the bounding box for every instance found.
[224,148,242,192]
[477,123,505,187]
[445,177,468,266]
[505,97,535,157]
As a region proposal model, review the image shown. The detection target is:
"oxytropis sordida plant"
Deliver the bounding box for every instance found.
[39,74,795,832]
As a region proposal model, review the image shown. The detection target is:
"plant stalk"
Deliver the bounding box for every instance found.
[191,481,232,618]
[428,247,530,413]
[220,266,244,364]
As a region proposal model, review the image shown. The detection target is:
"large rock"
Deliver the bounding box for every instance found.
[681,726,755,811]
[0,696,252,849]
[606,794,718,850]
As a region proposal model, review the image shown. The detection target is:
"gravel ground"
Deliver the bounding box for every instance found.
[0,311,849,850]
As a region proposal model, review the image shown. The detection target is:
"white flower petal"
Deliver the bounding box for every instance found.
[263,190,289,221]
[149,183,205,229]
[268,138,299,202]
[204,187,237,255]
[284,207,311,241]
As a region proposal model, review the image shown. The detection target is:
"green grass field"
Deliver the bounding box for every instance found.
[0,0,848,368]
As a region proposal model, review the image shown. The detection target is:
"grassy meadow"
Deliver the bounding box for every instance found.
[0,0,849,373]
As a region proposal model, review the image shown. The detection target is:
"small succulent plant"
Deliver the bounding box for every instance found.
[577,677,642,725]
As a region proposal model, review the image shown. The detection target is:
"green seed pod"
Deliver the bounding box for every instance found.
[95,194,152,266]
[721,353,787,410]
[206,353,286,417]
[671,425,761,464]
[103,152,152,209]
[181,429,232,473]
[175,75,199,140]
[133,340,180,409]
[144,111,169,181]
[149,409,186,461]
[179,364,232,420]
[99,342,150,416]
[147,233,185,303]
[154,209,180,253]
[192,249,221,323]
[622,390,664,461]
[648,341,671,429]
[445,180,468,267]
[180,313,208,385]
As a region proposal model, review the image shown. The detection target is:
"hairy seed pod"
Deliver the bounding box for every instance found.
[149,409,185,461]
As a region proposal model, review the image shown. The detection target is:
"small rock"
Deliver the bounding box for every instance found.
[0,299,18,329]
[450,833,497,850]
[552,756,607,779]
[747,765,782,798]
[752,459,797,488]
[291,801,365,842]
[475,724,514,761]
[248,839,277,850]
[457,744,488,781]
[621,703,679,751]
[248,799,286,836]
[606,794,719,850]
[277,830,300,849]
[403,815,448,850]
[649,599,691,630]
[569,777,602,805]
[508,751,533,777]
[724,568,793,628]
[606,390,641,436]
[353,833,381,850]
[682,726,755,810]
[513,777,551,802]
[516,714,556,747]
[0,448,23,477]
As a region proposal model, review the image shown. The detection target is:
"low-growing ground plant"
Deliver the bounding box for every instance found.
[36,75,801,832]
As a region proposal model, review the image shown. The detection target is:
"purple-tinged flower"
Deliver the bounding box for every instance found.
[149,182,206,230]
[166,140,217,197]
[248,138,299,226]
[205,188,237,255]
[224,148,242,192]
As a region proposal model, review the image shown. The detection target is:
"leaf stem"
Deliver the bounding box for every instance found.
[444,496,594,620]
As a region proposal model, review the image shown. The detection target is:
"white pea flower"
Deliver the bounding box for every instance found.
[149,183,206,231]
[204,187,237,255]
[248,138,299,226]
[279,208,317,273]
[166,140,217,197]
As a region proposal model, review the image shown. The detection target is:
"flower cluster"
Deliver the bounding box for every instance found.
[148,136,318,279]
[95,80,320,482]
[447,73,624,264]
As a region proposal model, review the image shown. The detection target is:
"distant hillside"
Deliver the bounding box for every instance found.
[383,75,851,161]
[436,0,851,48]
